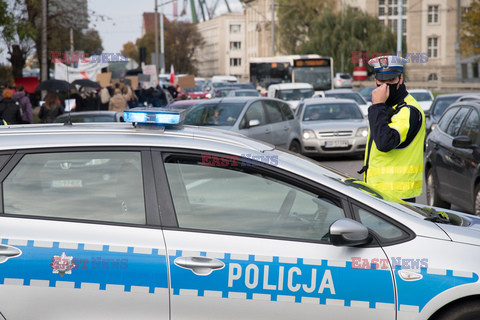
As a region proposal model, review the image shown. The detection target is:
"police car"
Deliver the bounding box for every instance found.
[0,108,479,320]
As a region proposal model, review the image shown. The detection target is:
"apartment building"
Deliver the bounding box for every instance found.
[195,0,477,82]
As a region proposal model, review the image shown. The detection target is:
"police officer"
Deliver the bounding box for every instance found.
[359,55,425,202]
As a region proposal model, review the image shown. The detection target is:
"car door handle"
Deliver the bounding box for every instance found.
[0,244,22,263]
[174,256,225,276]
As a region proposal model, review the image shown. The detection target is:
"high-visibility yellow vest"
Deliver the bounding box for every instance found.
[364,95,426,199]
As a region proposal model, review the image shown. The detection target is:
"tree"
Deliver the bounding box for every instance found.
[131,18,204,74]
[300,7,396,75]
[459,0,480,58]
[0,0,36,79]
[77,29,104,55]
[121,41,139,64]
[276,0,336,54]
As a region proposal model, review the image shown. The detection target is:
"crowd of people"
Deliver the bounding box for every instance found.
[0,80,180,124]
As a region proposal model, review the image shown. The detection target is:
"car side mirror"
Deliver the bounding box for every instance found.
[452,136,476,149]
[329,218,372,247]
[424,110,430,118]
[248,119,261,128]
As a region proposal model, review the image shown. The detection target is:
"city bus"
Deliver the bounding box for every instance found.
[249,55,334,93]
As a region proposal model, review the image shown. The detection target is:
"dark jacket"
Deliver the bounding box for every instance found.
[13,91,34,124]
[0,98,24,124]
[39,103,64,123]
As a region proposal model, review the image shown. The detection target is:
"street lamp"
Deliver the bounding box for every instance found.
[155,0,176,75]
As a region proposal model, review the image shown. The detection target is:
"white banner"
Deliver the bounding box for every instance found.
[142,64,158,88]
[54,56,109,82]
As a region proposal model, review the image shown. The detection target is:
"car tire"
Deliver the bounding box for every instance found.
[473,184,480,216]
[426,168,450,209]
[432,300,480,320]
[289,140,301,153]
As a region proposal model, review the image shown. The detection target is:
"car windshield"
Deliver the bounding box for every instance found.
[325,93,366,105]
[303,103,363,121]
[183,84,204,92]
[232,90,261,97]
[184,102,245,126]
[410,92,432,101]
[432,97,460,118]
[277,88,314,101]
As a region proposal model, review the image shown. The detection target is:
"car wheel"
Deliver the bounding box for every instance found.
[431,300,480,320]
[426,168,450,209]
[289,140,301,153]
[473,184,480,216]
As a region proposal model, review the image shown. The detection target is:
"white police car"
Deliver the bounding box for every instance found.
[0,109,479,320]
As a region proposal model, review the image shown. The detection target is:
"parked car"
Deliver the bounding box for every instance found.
[455,93,480,102]
[54,111,124,123]
[425,100,480,215]
[316,89,370,117]
[267,83,314,110]
[358,86,376,103]
[226,89,262,97]
[229,82,256,90]
[207,86,237,98]
[296,98,368,158]
[165,99,200,112]
[2,108,480,319]
[183,97,303,152]
[425,93,467,136]
[409,89,434,111]
[333,73,354,88]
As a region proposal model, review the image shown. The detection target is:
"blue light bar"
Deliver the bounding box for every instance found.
[123,108,185,126]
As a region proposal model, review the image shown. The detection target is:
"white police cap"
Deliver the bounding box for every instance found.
[368,55,408,80]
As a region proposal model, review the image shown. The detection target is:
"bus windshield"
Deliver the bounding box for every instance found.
[293,66,332,91]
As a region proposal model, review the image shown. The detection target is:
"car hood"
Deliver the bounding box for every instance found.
[302,119,367,130]
[433,210,480,246]
[416,101,432,111]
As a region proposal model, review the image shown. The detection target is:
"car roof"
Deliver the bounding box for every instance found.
[0,122,274,152]
[409,89,432,92]
[303,97,359,105]
[269,83,313,89]
[433,93,471,99]
[325,89,357,93]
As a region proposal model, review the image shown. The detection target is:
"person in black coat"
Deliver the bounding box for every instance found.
[0,88,24,124]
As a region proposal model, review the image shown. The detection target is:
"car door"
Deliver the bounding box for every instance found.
[0,148,169,320]
[158,151,396,320]
[437,107,470,204]
[264,100,290,149]
[239,100,274,144]
[448,107,480,209]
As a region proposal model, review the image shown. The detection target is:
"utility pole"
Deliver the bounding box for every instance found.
[397,0,403,54]
[155,0,159,74]
[41,0,48,81]
[271,0,275,56]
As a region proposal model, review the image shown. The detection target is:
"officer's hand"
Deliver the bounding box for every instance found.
[372,83,389,104]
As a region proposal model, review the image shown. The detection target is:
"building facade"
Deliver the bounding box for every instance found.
[195,0,477,83]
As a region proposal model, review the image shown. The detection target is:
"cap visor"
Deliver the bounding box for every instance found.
[375,71,401,81]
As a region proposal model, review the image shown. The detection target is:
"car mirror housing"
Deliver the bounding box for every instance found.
[329,218,372,247]
[249,119,261,128]
[452,136,475,149]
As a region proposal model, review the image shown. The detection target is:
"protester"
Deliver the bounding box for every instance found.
[108,88,128,112]
[0,88,24,124]
[39,91,64,123]
[359,55,425,202]
[13,84,34,124]
[99,86,111,110]
[122,85,138,108]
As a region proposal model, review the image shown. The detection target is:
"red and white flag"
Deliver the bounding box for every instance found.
[169,65,175,84]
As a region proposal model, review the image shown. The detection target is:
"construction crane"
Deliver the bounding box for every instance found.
[181,0,232,23]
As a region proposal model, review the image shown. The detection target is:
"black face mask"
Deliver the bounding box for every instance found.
[376,79,401,105]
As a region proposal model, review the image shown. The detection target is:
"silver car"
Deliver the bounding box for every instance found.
[184,97,303,152]
[296,98,368,157]
[0,108,480,320]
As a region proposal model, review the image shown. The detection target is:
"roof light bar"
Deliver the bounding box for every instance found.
[123,108,185,126]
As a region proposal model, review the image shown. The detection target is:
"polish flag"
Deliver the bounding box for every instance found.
[169,65,175,84]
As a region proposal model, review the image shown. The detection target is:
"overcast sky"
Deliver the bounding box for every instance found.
[88,0,243,53]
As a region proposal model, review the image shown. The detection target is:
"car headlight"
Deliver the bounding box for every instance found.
[303,129,316,139]
[356,127,368,137]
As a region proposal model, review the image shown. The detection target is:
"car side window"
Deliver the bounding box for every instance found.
[353,205,409,243]
[445,107,469,137]
[438,107,460,132]
[279,101,295,120]
[264,100,284,123]
[3,151,146,224]
[243,101,267,126]
[459,109,479,142]
[163,155,345,242]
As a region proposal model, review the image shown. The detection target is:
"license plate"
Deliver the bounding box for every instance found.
[325,140,349,148]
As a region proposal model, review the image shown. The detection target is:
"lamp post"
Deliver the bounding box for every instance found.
[155,0,176,75]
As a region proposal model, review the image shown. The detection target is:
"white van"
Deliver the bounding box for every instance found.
[211,75,238,83]
[267,83,314,110]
